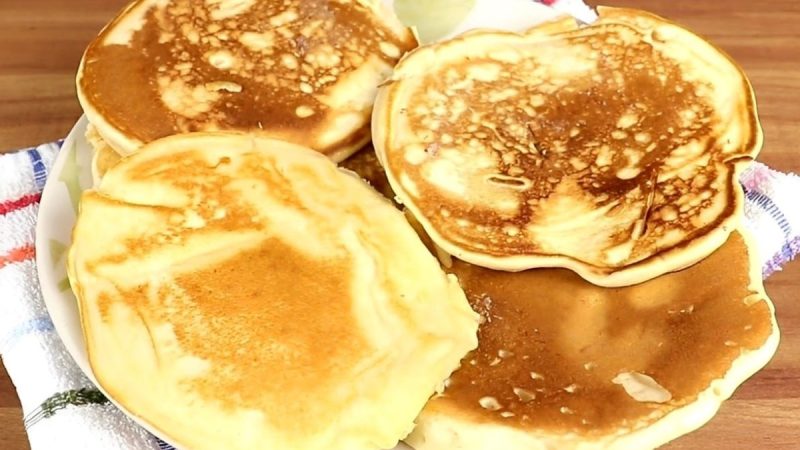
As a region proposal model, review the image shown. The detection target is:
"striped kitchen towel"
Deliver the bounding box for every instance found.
[742,162,800,276]
[1,139,799,449]
[0,142,174,450]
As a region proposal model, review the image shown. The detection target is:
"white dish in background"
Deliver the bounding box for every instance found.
[389,0,564,43]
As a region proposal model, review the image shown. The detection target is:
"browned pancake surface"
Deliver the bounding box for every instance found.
[109,237,361,431]
[80,0,415,158]
[373,8,762,284]
[427,231,772,434]
[403,36,726,254]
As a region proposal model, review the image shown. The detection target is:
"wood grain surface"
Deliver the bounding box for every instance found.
[1,1,798,449]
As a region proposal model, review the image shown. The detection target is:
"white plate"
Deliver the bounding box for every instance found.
[35,1,570,447]
[36,115,96,383]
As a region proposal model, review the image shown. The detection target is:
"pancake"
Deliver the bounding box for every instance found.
[77,0,417,162]
[372,7,762,286]
[67,132,479,450]
[88,125,396,196]
[407,230,778,450]
[87,123,122,185]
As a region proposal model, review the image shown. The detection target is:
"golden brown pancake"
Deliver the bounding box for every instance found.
[407,230,778,450]
[77,0,417,161]
[68,132,478,450]
[372,7,762,286]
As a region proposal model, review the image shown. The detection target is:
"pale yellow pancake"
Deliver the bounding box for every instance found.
[372,7,762,286]
[77,0,417,162]
[68,132,478,450]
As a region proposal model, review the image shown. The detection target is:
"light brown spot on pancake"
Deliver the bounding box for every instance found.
[479,396,502,411]
[295,105,315,118]
[167,238,363,429]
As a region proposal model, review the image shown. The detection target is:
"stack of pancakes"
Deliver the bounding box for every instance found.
[69,2,779,450]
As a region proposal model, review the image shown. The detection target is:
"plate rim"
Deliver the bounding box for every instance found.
[35,115,183,448]
[35,115,96,382]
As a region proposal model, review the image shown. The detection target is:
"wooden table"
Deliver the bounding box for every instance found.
[1,1,798,449]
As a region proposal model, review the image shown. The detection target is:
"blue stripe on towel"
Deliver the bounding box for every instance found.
[26,149,48,190]
[156,439,176,450]
[0,316,55,354]
[745,188,792,238]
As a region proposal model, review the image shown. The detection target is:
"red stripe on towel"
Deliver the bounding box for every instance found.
[0,193,41,216]
[0,245,35,269]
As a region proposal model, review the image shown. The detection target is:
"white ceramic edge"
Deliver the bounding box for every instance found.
[35,115,96,382]
[35,115,190,449]
[441,0,565,41]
